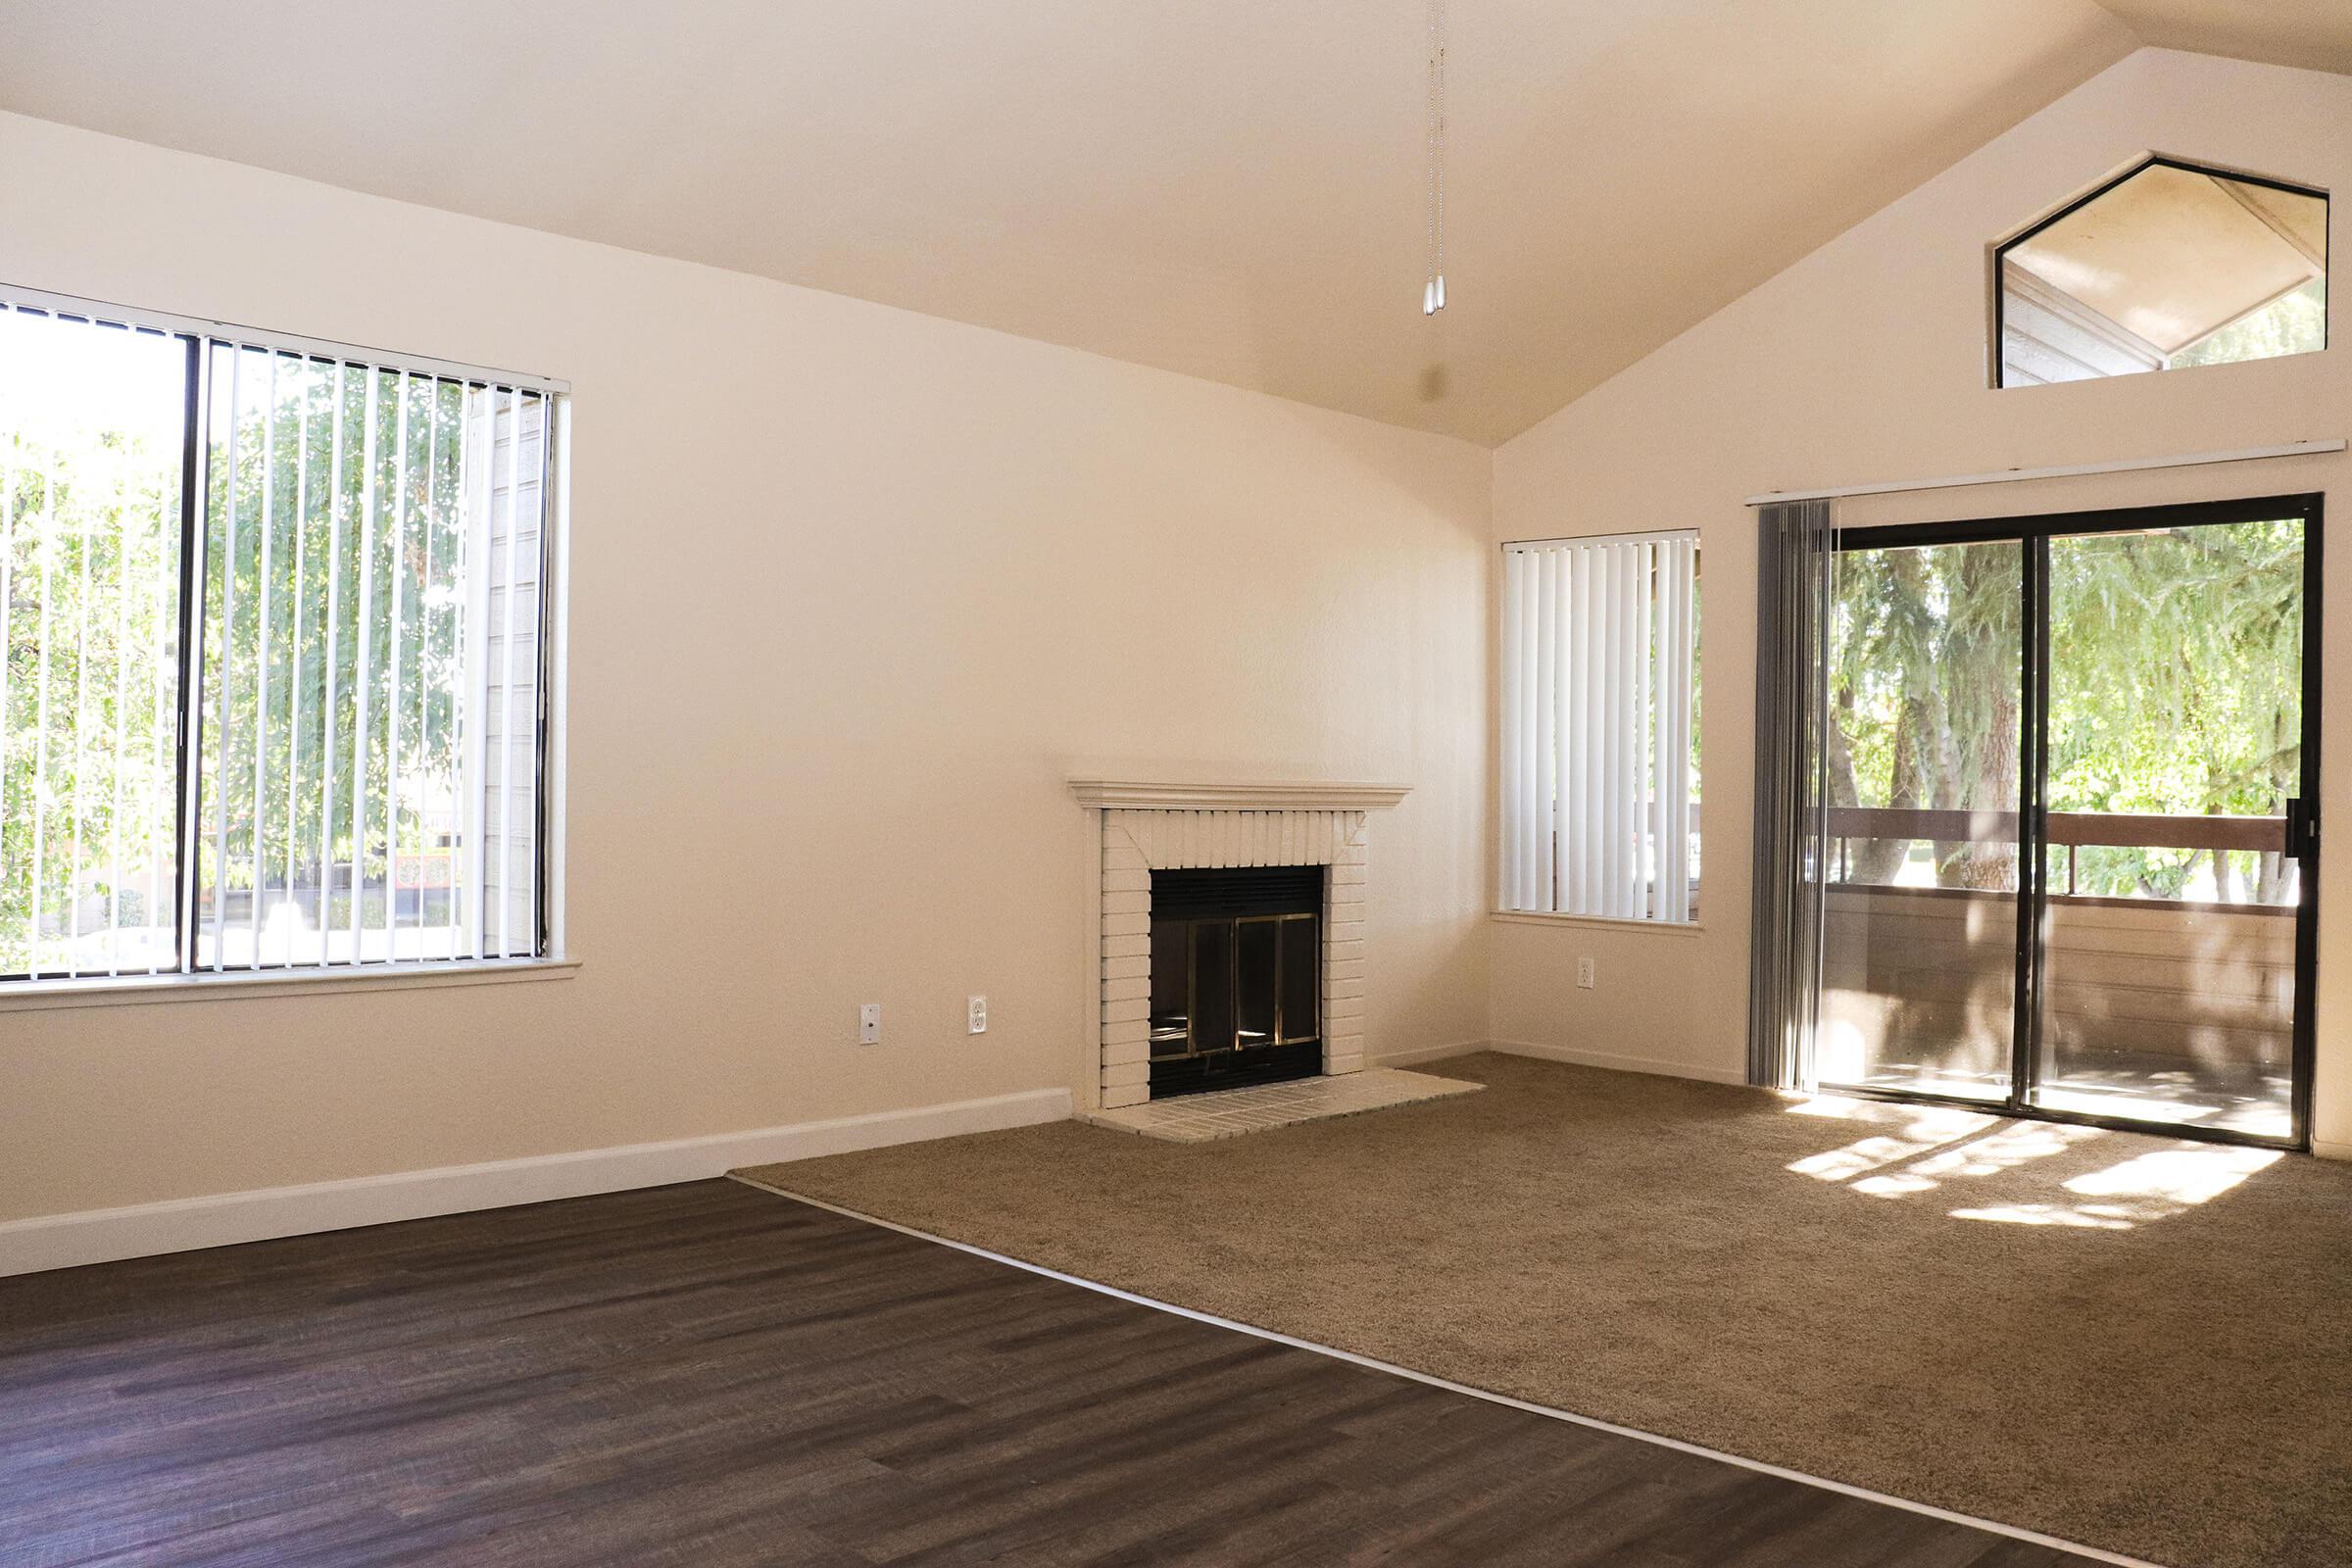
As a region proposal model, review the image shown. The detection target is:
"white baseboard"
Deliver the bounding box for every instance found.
[2315,1138,2351,1162]
[1486,1038,1749,1085]
[0,1087,1072,1279]
[1366,1039,1490,1069]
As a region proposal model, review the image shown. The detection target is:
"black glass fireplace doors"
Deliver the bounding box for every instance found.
[1148,866,1323,1098]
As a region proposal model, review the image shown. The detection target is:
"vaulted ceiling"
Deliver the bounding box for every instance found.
[2093,1,2352,76]
[0,2,2342,445]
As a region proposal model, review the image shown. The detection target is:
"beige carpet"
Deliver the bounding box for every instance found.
[736,1052,2352,1568]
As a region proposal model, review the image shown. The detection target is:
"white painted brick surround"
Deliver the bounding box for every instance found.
[1095,808,1370,1111]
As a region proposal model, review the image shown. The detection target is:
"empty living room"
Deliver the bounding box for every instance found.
[4,4,2350,1565]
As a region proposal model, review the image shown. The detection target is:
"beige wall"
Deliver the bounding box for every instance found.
[0,112,1493,1223]
[1491,49,2352,1151]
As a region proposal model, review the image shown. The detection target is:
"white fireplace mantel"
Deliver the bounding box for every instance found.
[1066,778,1411,811]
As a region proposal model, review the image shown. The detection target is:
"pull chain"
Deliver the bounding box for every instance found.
[1424,0,1447,316]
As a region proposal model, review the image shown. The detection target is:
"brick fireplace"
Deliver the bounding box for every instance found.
[1068,780,1410,1110]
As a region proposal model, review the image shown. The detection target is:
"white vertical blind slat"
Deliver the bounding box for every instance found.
[209,356,239,970]
[1560,549,1581,912]
[347,369,380,963]
[1636,541,1654,918]
[1634,541,1653,917]
[283,362,310,956]
[1603,545,1627,916]
[249,353,275,963]
[1517,553,1542,908]
[461,388,492,960]
[416,379,441,950]
[1622,542,1643,918]
[1591,545,1611,917]
[316,366,346,967]
[515,394,543,954]
[1548,547,1570,906]
[383,374,409,957]
[1499,549,1525,908]
[1577,547,1597,915]
[1534,547,1558,910]
[442,382,466,959]
[492,390,523,958]
[1623,543,1644,919]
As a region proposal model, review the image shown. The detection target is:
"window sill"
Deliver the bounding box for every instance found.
[1489,910,1705,935]
[0,957,582,1014]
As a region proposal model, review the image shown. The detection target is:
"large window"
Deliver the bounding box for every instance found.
[0,293,561,983]
[1998,158,2327,388]
[1499,531,1698,921]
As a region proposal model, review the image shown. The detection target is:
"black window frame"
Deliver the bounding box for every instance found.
[1822,493,2323,1152]
[1993,155,2330,390]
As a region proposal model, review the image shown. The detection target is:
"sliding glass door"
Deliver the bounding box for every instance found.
[1820,535,2024,1102]
[1817,496,2320,1148]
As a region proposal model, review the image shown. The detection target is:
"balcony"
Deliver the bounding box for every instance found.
[1820,806,2295,1140]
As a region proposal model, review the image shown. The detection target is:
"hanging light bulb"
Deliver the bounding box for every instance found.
[1423,0,1447,315]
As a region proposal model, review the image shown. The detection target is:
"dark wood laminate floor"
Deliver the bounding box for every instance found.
[0,1180,2105,1567]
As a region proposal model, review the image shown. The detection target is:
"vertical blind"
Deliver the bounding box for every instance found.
[1500,531,1698,921]
[0,292,559,982]
[191,351,550,968]
[1746,499,1834,1087]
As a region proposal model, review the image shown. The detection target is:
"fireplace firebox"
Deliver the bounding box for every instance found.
[1148,865,1322,1098]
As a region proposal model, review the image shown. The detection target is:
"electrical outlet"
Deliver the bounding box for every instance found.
[967,994,989,1034]
[858,1003,882,1044]
[1576,956,1595,990]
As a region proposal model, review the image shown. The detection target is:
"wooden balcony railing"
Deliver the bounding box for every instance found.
[1825,807,2285,853]
[1826,806,2292,905]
